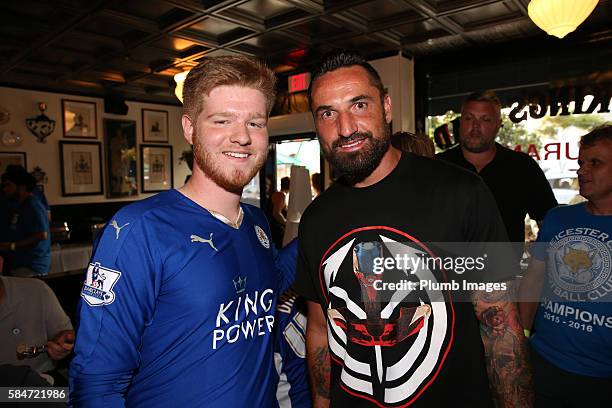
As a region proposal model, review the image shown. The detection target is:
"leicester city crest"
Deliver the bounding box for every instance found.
[81,262,122,306]
[255,225,270,249]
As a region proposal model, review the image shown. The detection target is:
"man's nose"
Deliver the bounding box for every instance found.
[337,112,358,138]
[230,124,252,145]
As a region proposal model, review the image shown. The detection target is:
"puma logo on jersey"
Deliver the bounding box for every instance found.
[110,220,129,239]
[190,233,218,251]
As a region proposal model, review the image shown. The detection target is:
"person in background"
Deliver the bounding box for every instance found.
[436,91,557,248]
[295,49,531,408]
[519,124,612,407]
[311,173,322,197]
[0,276,74,385]
[268,176,291,248]
[274,288,311,408]
[3,165,51,221]
[0,168,51,277]
[391,131,435,158]
[70,55,297,407]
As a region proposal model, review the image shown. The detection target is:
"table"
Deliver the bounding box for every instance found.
[49,243,92,275]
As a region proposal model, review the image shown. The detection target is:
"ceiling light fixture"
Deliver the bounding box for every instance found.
[174,71,190,103]
[527,0,599,39]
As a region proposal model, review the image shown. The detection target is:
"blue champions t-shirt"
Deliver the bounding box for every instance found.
[69,189,297,407]
[531,203,612,378]
[6,195,51,275]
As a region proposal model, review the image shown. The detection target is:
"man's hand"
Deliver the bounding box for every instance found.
[47,330,75,361]
[518,258,546,330]
[306,301,331,408]
[472,281,534,408]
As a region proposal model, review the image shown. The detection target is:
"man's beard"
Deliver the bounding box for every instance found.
[459,131,495,153]
[322,125,391,186]
[192,135,266,195]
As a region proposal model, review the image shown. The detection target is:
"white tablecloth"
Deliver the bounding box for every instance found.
[49,244,92,274]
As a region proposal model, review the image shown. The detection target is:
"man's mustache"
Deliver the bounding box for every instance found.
[332,131,373,149]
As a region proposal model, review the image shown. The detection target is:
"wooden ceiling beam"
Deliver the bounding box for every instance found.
[0,0,110,75]
[158,0,205,14]
[97,9,160,33]
[507,0,528,15]
[213,9,265,32]
[283,0,324,14]
[171,30,220,47]
[369,10,426,32]
[403,0,464,35]
[464,13,527,32]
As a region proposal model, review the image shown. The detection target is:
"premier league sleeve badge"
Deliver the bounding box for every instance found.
[81,262,122,306]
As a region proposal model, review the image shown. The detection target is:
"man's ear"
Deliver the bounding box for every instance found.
[182,114,195,145]
[383,94,392,124]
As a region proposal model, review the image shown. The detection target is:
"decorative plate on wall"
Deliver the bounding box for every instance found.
[1,130,22,147]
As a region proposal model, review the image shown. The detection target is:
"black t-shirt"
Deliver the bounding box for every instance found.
[294,153,512,407]
[436,143,558,244]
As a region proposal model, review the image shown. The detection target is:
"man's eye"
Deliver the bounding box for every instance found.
[214,120,229,125]
[355,102,367,110]
[321,111,334,119]
[248,122,265,129]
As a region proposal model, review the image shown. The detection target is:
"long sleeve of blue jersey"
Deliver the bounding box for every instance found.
[69,217,162,407]
[275,238,298,293]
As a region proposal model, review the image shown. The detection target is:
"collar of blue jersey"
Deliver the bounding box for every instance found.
[208,206,244,229]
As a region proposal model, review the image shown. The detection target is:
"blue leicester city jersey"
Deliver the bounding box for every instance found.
[531,203,612,378]
[69,189,297,407]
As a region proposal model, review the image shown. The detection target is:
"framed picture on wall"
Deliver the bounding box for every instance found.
[62,100,97,138]
[0,151,26,174]
[104,119,138,198]
[140,144,173,193]
[59,141,103,196]
[142,109,169,142]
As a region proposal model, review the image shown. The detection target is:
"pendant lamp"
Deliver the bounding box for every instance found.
[174,71,189,103]
[528,0,599,39]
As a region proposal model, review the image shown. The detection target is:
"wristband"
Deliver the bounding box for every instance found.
[523,329,531,338]
[10,242,16,251]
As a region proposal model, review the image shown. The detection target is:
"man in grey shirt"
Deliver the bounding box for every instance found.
[0,276,74,382]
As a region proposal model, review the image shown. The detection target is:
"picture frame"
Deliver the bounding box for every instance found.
[142,109,169,142]
[59,141,103,196]
[140,144,173,193]
[0,151,26,175]
[62,99,97,138]
[104,119,138,198]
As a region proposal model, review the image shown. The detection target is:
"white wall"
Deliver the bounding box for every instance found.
[370,54,415,133]
[0,87,190,205]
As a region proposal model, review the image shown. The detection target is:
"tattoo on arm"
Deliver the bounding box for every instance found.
[312,346,331,400]
[472,282,534,408]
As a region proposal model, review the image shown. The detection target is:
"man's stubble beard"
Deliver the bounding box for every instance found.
[192,128,267,195]
[459,132,496,154]
[322,122,391,186]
